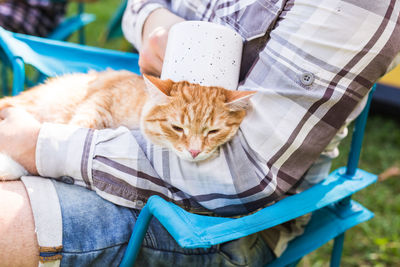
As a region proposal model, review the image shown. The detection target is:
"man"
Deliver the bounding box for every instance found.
[0,0,399,266]
[0,0,66,37]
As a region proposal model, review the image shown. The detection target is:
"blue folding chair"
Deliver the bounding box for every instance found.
[0,28,377,266]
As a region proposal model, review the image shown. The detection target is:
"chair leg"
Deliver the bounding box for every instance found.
[330,233,345,267]
[11,58,25,96]
[1,62,8,96]
[78,3,86,44]
[0,50,10,96]
[119,205,154,267]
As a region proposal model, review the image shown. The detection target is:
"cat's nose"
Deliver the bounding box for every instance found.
[189,149,201,159]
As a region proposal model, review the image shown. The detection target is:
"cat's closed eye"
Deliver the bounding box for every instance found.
[207,129,220,135]
[172,125,184,132]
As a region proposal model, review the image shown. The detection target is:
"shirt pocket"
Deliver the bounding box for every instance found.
[214,0,281,41]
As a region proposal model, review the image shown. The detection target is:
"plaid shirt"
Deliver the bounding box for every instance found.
[36,0,400,257]
[0,0,66,37]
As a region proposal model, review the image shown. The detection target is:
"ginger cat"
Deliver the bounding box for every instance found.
[0,69,255,179]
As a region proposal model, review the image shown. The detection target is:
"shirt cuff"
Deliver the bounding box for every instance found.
[122,3,166,50]
[36,123,94,184]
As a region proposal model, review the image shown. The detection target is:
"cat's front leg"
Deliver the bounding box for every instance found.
[68,115,107,129]
[68,98,113,129]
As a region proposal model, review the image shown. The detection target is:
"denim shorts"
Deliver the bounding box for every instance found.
[22,177,275,267]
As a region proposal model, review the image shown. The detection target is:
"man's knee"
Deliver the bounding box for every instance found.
[0,181,39,267]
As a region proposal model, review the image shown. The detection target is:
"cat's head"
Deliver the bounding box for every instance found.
[140,75,256,162]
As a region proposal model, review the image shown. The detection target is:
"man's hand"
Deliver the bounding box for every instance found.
[0,108,41,175]
[139,8,185,76]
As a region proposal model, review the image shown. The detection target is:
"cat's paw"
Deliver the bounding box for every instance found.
[0,153,28,181]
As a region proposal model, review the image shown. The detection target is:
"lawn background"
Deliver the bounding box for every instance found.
[3,0,400,265]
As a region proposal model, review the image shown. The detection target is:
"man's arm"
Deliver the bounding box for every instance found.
[2,1,399,217]
[137,8,184,75]
[0,108,40,175]
[119,0,400,209]
[0,106,270,215]
[230,1,400,194]
[33,122,269,215]
[122,0,170,51]
[122,1,184,75]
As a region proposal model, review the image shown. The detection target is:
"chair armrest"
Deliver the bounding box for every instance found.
[145,167,377,248]
[0,27,24,60]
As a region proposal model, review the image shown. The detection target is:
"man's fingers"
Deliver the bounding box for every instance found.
[157,36,168,60]
[148,27,169,60]
[139,53,163,76]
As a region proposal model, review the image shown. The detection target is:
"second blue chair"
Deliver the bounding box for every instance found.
[0,0,95,94]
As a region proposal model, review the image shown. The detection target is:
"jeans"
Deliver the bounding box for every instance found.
[51,180,275,267]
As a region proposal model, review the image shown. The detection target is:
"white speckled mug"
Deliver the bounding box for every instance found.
[161,21,243,90]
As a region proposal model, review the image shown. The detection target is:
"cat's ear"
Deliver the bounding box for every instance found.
[143,74,174,101]
[224,90,257,111]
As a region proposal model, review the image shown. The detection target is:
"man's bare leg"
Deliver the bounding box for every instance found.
[0,181,39,267]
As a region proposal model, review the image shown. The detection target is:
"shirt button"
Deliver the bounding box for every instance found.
[135,200,144,207]
[300,72,315,86]
[60,176,74,185]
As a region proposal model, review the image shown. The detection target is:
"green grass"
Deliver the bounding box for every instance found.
[2,1,400,265]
